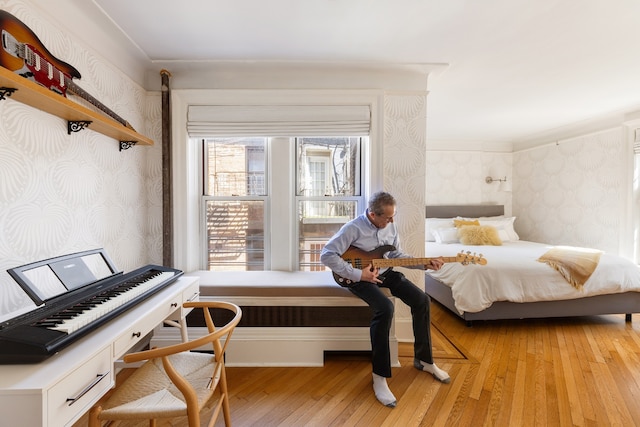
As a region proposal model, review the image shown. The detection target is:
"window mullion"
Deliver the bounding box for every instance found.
[269,137,295,270]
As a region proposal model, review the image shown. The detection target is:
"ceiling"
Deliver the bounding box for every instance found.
[36,0,640,149]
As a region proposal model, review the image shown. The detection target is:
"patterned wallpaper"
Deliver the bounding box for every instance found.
[384,93,427,258]
[426,151,513,213]
[513,128,628,254]
[383,93,426,329]
[0,1,162,320]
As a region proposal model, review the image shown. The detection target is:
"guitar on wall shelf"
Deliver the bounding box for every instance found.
[0,9,135,131]
[333,244,487,286]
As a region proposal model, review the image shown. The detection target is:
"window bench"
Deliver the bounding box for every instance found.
[151,271,398,367]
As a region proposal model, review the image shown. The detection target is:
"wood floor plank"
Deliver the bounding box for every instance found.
[607,346,640,421]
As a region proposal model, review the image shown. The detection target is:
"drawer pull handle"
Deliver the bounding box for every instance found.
[187,291,200,302]
[66,372,109,406]
[132,332,141,338]
[171,302,178,308]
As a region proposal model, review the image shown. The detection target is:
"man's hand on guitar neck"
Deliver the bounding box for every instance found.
[361,264,383,284]
[425,257,445,271]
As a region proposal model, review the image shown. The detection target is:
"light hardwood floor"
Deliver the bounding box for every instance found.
[81,302,640,426]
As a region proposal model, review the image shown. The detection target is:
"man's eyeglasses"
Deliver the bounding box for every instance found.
[376,213,396,223]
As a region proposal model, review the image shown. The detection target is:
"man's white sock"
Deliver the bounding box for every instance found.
[372,373,396,407]
[414,359,450,383]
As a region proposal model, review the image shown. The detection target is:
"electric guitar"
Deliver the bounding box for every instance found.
[333,244,486,286]
[0,10,135,130]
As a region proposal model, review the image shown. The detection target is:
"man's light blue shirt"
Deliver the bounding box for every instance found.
[320,210,411,283]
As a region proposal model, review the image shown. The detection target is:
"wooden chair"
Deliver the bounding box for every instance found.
[89,301,242,427]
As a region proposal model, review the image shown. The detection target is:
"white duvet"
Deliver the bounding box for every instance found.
[425,241,640,315]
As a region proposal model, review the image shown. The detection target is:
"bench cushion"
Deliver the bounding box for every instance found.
[188,271,390,298]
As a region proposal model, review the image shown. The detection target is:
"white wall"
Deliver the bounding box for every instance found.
[0,0,161,320]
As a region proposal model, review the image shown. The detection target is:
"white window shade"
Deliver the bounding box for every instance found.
[187,105,371,137]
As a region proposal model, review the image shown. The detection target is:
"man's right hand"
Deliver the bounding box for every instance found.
[361,263,382,284]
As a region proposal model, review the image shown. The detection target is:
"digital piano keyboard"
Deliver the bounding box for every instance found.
[0,249,183,364]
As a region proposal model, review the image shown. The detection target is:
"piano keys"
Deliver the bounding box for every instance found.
[0,249,183,364]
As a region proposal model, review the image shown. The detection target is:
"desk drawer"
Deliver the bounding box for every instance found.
[167,280,200,321]
[113,294,182,357]
[183,280,200,304]
[47,346,112,426]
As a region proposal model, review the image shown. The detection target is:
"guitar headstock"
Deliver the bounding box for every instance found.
[456,251,487,266]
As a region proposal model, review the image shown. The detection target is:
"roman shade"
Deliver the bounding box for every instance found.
[187,105,371,137]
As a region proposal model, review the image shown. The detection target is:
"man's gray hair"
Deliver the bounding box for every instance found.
[368,192,396,216]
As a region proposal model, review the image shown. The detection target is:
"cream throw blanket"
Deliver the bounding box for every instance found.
[537,246,602,289]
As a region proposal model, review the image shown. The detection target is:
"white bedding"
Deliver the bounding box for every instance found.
[425,240,640,315]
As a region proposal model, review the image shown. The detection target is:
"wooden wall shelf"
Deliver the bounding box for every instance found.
[0,66,153,148]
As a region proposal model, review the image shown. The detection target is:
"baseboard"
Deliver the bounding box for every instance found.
[151,325,400,367]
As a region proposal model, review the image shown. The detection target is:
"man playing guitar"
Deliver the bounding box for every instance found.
[321,192,450,408]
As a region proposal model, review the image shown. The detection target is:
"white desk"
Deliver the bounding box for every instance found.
[0,275,199,427]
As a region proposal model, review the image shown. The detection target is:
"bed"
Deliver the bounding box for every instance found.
[424,205,640,325]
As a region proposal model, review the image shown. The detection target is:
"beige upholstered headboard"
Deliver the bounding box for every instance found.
[425,205,504,218]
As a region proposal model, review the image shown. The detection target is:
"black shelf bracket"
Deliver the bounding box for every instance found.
[0,87,17,100]
[67,120,92,134]
[119,141,137,151]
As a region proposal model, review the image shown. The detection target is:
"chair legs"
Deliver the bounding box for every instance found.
[88,405,101,427]
[222,394,232,426]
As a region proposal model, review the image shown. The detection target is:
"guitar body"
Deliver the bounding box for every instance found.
[332,245,397,287]
[0,10,81,95]
[340,245,397,269]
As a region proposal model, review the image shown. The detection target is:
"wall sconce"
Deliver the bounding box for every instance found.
[485,176,506,184]
[485,176,512,192]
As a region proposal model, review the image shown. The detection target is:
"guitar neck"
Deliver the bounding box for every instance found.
[371,257,459,269]
[65,79,130,129]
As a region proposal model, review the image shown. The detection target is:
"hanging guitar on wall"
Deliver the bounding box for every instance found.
[0,9,137,136]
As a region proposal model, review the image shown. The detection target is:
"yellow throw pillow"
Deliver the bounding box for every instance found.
[453,219,480,228]
[458,225,502,246]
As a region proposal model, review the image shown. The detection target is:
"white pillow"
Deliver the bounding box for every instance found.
[495,227,511,242]
[479,217,519,241]
[432,227,460,244]
[425,218,455,242]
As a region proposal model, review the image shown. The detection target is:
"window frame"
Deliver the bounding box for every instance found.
[171,89,382,273]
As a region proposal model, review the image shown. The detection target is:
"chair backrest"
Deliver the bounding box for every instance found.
[121,301,242,426]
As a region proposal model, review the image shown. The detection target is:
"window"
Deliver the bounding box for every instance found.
[202,136,365,271]
[203,138,266,271]
[175,92,380,274]
[296,137,362,271]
